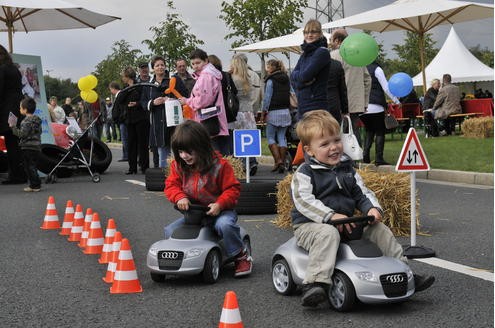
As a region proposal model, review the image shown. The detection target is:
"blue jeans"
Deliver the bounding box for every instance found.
[164,210,243,257]
[157,146,170,168]
[120,123,128,160]
[266,123,288,147]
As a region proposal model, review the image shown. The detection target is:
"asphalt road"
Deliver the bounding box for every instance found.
[0,149,493,328]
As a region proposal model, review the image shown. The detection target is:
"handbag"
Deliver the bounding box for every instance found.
[340,116,363,161]
[289,92,298,109]
[384,113,399,130]
[224,73,239,123]
[199,92,221,137]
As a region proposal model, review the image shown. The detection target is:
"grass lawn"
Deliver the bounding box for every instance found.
[260,129,494,173]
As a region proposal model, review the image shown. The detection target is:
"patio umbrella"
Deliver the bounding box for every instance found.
[321,0,494,92]
[0,0,120,52]
[232,28,332,54]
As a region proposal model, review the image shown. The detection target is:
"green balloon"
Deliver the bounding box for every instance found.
[339,33,379,67]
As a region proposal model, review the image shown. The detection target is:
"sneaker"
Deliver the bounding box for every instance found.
[439,130,447,136]
[23,187,41,192]
[234,250,253,277]
[423,109,432,113]
[301,283,328,307]
[414,274,435,292]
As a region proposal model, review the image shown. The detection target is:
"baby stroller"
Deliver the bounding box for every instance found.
[44,114,111,183]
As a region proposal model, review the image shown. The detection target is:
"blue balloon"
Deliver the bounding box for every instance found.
[388,72,413,98]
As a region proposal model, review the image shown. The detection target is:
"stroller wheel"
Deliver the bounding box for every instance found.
[92,174,101,183]
[45,174,56,184]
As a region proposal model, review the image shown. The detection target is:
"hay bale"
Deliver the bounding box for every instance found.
[273,169,420,236]
[461,116,494,138]
[163,156,245,180]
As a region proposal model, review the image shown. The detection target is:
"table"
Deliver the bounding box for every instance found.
[388,103,422,119]
[461,99,494,116]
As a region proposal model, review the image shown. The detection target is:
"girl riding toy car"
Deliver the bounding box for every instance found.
[147,204,251,284]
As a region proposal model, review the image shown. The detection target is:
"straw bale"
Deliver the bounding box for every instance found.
[273,169,420,236]
[461,117,494,138]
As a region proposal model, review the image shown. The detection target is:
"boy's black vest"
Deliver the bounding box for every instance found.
[367,62,387,108]
[264,71,290,110]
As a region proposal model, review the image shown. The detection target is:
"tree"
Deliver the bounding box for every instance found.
[469,45,494,68]
[220,0,308,77]
[93,40,145,98]
[387,31,438,77]
[43,75,78,102]
[142,1,204,70]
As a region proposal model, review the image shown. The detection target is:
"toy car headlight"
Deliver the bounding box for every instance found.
[185,248,205,259]
[355,271,378,282]
[149,247,158,256]
[406,268,413,280]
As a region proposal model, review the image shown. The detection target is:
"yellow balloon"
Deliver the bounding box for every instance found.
[85,90,98,103]
[80,90,98,103]
[86,74,98,90]
[77,76,92,91]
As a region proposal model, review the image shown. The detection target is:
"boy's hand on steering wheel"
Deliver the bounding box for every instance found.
[206,203,221,217]
[176,198,190,211]
[331,213,355,234]
[367,208,381,225]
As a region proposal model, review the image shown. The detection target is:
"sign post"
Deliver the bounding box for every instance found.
[233,129,262,183]
[395,128,435,259]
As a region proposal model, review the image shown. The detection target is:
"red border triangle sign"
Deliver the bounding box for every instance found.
[395,128,430,172]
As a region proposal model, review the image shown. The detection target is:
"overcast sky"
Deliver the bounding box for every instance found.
[1,0,493,82]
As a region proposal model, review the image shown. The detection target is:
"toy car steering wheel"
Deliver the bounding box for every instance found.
[329,215,375,241]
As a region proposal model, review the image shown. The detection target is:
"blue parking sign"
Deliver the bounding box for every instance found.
[233,129,261,157]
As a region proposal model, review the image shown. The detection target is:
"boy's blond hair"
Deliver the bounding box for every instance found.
[296,110,340,146]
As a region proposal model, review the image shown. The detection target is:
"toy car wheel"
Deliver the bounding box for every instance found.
[202,249,221,284]
[328,271,356,312]
[45,174,54,184]
[150,272,166,283]
[272,258,296,295]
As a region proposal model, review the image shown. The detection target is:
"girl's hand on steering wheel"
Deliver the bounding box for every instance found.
[206,203,221,217]
[177,198,190,211]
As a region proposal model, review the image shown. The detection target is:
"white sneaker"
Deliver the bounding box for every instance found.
[439,130,447,136]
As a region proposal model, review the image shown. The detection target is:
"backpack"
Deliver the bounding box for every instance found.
[223,72,239,123]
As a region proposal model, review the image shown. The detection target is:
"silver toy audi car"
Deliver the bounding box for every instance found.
[147,205,251,284]
[271,216,415,311]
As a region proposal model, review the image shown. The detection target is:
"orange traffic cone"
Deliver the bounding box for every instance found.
[78,208,93,248]
[68,204,84,242]
[110,238,143,294]
[98,218,117,263]
[83,212,104,255]
[103,231,122,283]
[40,196,60,230]
[218,291,244,328]
[59,200,75,235]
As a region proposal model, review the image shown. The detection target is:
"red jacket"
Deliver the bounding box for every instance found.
[165,152,240,210]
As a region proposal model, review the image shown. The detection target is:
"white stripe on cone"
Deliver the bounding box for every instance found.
[114,270,138,281]
[44,215,59,221]
[86,238,104,246]
[118,250,133,260]
[47,204,56,209]
[61,222,73,228]
[71,226,83,233]
[220,308,242,324]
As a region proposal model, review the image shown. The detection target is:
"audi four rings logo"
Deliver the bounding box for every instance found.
[386,274,404,283]
[160,251,179,259]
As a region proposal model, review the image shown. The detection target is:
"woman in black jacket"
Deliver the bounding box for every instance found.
[326,58,348,123]
[0,45,26,184]
[120,67,150,174]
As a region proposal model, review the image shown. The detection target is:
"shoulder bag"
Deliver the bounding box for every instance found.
[224,73,239,123]
[199,92,221,137]
[340,115,363,161]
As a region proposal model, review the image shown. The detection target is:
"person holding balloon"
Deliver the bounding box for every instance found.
[330,28,372,147]
[360,61,400,166]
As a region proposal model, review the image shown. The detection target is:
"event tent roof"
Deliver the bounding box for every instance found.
[412,26,494,86]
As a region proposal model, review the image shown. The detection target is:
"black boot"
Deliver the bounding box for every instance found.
[374,135,389,166]
[362,130,374,164]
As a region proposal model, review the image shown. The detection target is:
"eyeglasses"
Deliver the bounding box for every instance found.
[304,30,321,35]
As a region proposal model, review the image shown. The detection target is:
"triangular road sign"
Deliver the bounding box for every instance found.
[395,128,430,172]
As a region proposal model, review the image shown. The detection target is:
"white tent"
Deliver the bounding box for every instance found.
[412,27,494,86]
[232,29,331,54]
